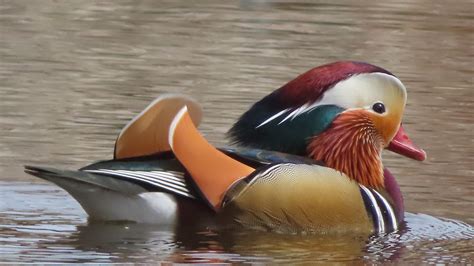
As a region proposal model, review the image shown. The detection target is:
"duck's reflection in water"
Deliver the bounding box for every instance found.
[67,212,473,263]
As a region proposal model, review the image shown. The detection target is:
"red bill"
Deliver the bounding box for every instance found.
[387,124,426,161]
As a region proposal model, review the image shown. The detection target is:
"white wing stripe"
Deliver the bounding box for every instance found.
[277,108,302,125]
[138,172,185,186]
[86,169,175,190]
[167,170,185,175]
[255,109,289,128]
[108,171,191,198]
[85,169,194,198]
[99,169,187,189]
[277,102,315,125]
[114,170,185,187]
[135,170,184,182]
[102,170,189,193]
[290,103,311,119]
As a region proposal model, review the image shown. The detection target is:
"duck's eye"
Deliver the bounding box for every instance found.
[372,102,386,114]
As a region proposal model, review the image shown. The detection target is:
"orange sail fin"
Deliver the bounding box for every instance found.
[169,107,255,211]
[114,95,202,159]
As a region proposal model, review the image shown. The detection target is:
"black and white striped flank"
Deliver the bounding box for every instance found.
[84,169,195,199]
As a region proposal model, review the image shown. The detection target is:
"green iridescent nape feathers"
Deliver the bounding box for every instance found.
[228,103,344,155]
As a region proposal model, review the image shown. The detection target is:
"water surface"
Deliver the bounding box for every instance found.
[0,0,473,263]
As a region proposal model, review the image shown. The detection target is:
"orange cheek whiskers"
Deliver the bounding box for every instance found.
[308,111,385,188]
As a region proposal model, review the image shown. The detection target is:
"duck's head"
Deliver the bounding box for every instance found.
[228,61,426,188]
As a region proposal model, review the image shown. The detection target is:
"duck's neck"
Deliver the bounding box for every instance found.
[308,111,385,188]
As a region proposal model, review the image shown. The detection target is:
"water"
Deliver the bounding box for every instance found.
[1,183,473,263]
[0,0,473,263]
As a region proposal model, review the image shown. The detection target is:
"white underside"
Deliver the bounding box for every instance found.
[80,191,178,224]
[54,179,178,224]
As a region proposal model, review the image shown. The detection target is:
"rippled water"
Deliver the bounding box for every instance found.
[1,183,473,263]
[0,0,473,263]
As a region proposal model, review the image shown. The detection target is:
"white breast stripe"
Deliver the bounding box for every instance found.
[85,169,195,199]
[255,109,289,128]
[372,190,398,230]
[360,185,385,234]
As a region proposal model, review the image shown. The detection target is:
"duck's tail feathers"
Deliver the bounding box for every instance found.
[114,94,203,160]
[24,165,182,223]
[24,165,147,195]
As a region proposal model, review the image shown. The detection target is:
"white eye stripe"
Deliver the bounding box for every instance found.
[255,73,405,128]
[316,73,405,110]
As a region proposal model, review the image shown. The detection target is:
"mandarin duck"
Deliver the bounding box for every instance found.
[25,61,426,234]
